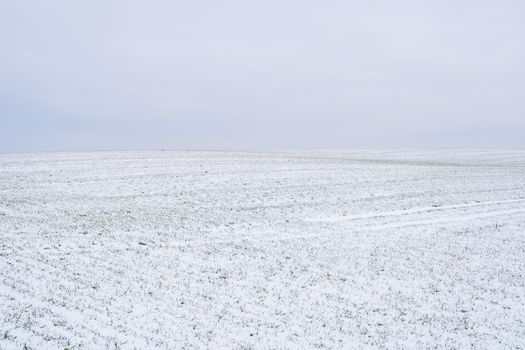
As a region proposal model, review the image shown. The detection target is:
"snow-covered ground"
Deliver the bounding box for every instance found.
[1,149,524,349]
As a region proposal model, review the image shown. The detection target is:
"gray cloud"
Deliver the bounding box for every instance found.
[1,0,524,152]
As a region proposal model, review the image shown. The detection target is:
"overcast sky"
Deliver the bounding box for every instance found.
[1,0,524,152]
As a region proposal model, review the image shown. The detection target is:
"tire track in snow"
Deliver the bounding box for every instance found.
[156,207,525,248]
[304,198,525,223]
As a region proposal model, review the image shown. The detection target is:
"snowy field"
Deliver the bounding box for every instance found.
[1,149,525,350]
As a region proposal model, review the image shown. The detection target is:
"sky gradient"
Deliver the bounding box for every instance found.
[1,0,524,152]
